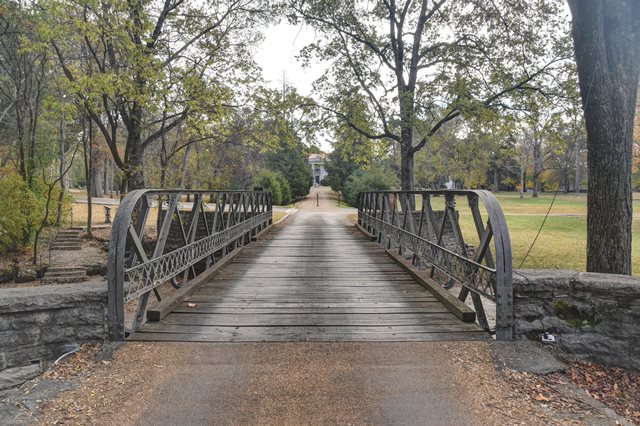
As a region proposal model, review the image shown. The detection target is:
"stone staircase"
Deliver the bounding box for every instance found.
[42,266,87,284]
[51,228,82,251]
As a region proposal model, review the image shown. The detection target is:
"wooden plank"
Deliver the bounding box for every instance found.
[130,330,490,342]
[192,289,435,297]
[146,246,246,322]
[178,301,446,308]
[138,323,484,335]
[209,277,421,283]
[184,297,439,305]
[206,279,419,286]
[203,280,420,287]
[171,306,453,315]
[159,312,462,326]
[230,258,398,264]
[170,303,450,318]
[221,265,404,272]
[385,249,477,323]
[191,288,437,297]
[355,222,377,240]
[214,272,412,278]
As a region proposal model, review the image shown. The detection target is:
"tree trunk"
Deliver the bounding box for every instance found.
[532,142,541,198]
[127,134,145,191]
[84,116,93,237]
[574,133,582,193]
[519,164,526,198]
[103,157,110,195]
[159,160,167,188]
[398,93,415,191]
[56,115,66,226]
[180,141,193,188]
[16,104,27,181]
[26,93,39,187]
[493,167,499,192]
[91,161,103,198]
[568,0,640,274]
[123,99,146,192]
[400,138,414,190]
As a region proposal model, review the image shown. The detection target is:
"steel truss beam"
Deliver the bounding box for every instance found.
[358,190,513,340]
[107,189,272,341]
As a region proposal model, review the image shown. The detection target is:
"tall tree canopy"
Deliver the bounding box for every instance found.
[290,0,572,189]
[47,0,267,191]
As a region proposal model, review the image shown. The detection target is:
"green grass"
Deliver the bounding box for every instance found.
[393,191,640,273]
[492,193,640,272]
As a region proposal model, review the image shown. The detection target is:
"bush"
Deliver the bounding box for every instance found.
[266,143,313,199]
[253,169,294,205]
[274,173,292,204]
[0,171,39,253]
[342,165,399,207]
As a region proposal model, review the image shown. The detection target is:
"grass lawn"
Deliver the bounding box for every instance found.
[493,192,640,272]
[384,191,640,273]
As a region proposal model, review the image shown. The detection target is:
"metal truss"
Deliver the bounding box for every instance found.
[358,190,513,341]
[107,189,272,341]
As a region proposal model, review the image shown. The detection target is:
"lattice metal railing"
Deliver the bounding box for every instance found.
[358,190,513,340]
[107,189,272,340]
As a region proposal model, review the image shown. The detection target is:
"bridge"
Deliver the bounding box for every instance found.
[107,187,513,343]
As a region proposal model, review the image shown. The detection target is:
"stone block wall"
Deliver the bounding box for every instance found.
[0,282,108,388]
[513,270,640,370]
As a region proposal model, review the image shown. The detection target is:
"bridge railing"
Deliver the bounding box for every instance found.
[107,189,272,341]
[358,190,513,340]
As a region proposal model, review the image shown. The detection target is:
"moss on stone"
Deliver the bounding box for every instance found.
[554,300,600,330]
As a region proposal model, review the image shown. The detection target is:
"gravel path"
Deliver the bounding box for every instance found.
[35,342,552,425]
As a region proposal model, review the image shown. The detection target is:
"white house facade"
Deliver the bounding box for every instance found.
[308,153,329,185]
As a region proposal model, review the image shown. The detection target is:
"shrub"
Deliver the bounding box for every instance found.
[274,173,292,204]
[253,169,291,205]
[0,171,39,252]
[266,143,313,198]
[342,165,399,207]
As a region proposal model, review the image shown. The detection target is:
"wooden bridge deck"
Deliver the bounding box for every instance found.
[132,211,490,342]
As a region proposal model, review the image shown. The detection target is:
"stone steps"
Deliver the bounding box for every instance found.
[51,229,82,251]
[47,266,86,273]
[42,276,86,284]
[45,270,87,278]
[51,244,82,251]
[42,266,87,284]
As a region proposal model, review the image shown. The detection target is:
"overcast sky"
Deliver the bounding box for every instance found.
[255,23,333,151]
[255,22,324,96]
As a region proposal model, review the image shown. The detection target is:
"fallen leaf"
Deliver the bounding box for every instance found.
[534,393,551,402]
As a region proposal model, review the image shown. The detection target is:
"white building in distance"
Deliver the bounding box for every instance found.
[308,153,329,186]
